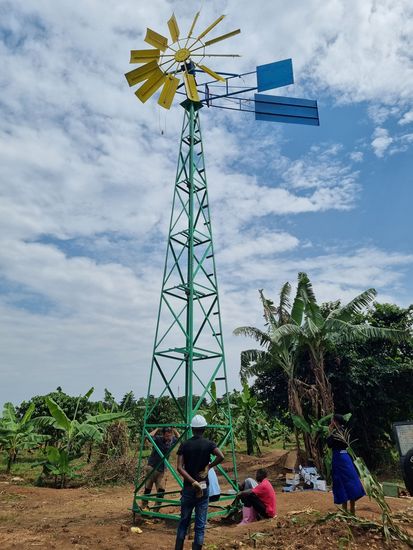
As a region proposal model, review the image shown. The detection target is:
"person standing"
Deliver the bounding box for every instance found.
[327,414,365,514]
[237,468,277,520]
[143,426,179,511]
[175,415,224,550]
[207,467,221,503]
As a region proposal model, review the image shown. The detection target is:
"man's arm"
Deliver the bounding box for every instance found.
[177,454,196,485]
[208,447,224,469]
[148,428,159,438]
[237,488,253,497]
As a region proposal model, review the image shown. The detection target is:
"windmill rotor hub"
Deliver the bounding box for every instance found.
[174,48,191,62]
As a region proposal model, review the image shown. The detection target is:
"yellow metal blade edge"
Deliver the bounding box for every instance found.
[158,75,180,109]
[204,29,241,47]
[135,69,167,103]
[184,73,200,102]
[190,53,241,57]
[145,28,168,51]
[188,11,200,37]
[125,60,160,87]
[197,15,225,40]
[167,13,180,42]
[198,64,226,82]
[130,49,160,64]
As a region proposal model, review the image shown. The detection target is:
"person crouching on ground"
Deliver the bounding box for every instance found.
[327,413,365,515]
[237,468,277,521]
[142,426,179,511]
[174,415,224,550]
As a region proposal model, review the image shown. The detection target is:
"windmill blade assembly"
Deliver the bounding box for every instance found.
[125,12,240,108]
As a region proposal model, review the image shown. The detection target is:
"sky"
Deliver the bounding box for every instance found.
[0,0,412,407]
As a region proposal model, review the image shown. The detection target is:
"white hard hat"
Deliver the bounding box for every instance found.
[190,415,208,428]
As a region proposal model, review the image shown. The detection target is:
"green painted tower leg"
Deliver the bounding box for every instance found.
[132,100,238,519]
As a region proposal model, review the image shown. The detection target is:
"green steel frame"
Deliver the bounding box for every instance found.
[132,100,238,520]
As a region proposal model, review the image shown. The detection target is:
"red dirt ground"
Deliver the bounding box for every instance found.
[1,449,412,549]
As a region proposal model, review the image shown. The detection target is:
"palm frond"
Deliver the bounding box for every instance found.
[290,291,305,326]
[240,349,267,380]
[278,282,291,324]
[328,288,377,322]
[272,323,303,341]
[304,316,321,339]
[259,289,278,329]
[233,326,271,347]
[2,403,16,424]
[325,318,406,344]
[296,272,324,327]
[297,272,317,302]
[32,416,59,429]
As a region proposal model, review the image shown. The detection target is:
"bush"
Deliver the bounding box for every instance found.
[85,455,136,485]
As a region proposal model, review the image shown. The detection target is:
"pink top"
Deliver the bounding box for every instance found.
[252,478,277,517]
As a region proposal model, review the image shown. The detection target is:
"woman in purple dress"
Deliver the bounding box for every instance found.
[327,414,365,514]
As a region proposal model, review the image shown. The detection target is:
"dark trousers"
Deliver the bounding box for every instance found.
[240,493,269,518]
[176,487,209,546]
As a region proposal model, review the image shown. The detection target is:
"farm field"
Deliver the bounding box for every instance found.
[1,448,412,550]
[1,480,412,550]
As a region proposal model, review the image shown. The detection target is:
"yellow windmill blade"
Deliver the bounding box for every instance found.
[197,64,225,82]
[204,29,241,47]
[197,15,225,41]
[187,11,200,37]
[130,49,160,64]
[135,68,166,103]
[158,75,180,109]
[125,59,160,87]
[145,28,168,51]
[190,53,241,57]
[126,12,241,108]
[167,13,180,42]
[183,72,200,102]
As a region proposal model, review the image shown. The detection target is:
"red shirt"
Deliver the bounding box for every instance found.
[252,478,277,517]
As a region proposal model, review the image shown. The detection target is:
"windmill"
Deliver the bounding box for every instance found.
[126,12,319,521]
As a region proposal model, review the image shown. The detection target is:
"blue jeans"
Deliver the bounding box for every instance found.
[176,487,209,545]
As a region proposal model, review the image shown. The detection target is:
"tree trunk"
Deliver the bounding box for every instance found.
[289,379,313,461]
[87,441,93,463]
[310,348,334,416]
[246,420,254,455]
[6,453,13,473]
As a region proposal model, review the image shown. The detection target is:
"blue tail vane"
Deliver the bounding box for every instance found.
[257,59,294,92]
[196,56,319,128]
[254,94,319,126]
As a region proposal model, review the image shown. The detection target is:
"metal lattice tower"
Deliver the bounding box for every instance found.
[125,11,319,521]
[133,99,238,519]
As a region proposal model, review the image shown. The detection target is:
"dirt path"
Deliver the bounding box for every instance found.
[1,480,412,549]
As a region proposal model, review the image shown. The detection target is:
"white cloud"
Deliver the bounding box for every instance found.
[370,126,413,157]
[350,151,364,163]
[371,127,393,157]
[399,110,413,126]
[218,231,299,265]
[367,105,399,125]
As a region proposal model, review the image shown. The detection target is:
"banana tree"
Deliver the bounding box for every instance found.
[291,412,352,477]
[34,388,126,487]
[235,273,406,470]
[232,382,272,455]
[0,403,49,473]
[199,382,232,443]
[234,283,309,453]
[275,273,406,417]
